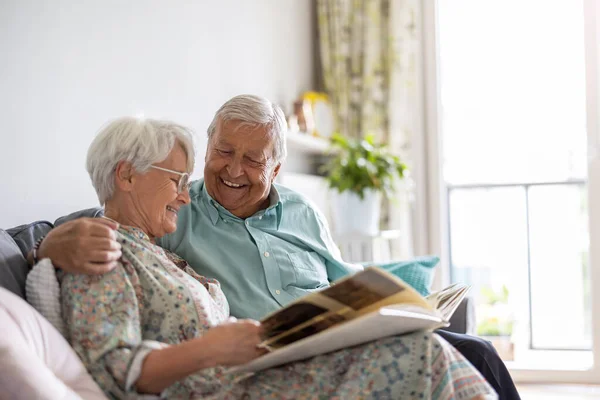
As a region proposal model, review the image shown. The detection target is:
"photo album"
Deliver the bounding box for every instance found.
[233,267,470,373]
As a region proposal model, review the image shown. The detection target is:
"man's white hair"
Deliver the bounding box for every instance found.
[207,94,287,163]
[86,116,196,205]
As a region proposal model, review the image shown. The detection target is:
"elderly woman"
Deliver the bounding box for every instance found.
[34,117,495,399]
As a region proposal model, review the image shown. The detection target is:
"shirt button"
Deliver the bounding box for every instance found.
[275,290,281,295]
[259,215,263,220]
[264,251,270,257]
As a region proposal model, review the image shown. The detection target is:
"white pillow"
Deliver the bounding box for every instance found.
[0,287,107,400]
[26,258,66,336]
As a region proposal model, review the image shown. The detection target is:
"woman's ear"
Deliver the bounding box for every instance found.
[114,161,135,192]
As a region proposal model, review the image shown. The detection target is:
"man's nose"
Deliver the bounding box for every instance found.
[227,157,244,178]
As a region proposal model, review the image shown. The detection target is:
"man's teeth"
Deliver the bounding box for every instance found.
[222,179,243,188]
[166,206,177,213]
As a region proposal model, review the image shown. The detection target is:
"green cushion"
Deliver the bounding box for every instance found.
[360,255,440,296]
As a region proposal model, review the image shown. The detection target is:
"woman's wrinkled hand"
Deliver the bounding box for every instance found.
[202,318,268,366]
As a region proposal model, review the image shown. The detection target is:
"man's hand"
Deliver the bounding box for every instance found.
[201,318,267,366]
[35,218,122,274]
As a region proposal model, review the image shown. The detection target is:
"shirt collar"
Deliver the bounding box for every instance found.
[119,225,151,242]
[269,185,283,229]
[201,182,223,226]
[201,181,283,229]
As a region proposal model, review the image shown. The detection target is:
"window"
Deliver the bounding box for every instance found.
[436,0,592,369]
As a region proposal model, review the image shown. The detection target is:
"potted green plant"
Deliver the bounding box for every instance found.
[321,133,408,236]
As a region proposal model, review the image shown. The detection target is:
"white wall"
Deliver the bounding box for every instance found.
[0,0,314,228]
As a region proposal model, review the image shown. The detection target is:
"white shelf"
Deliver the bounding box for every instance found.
[286,131,330,155]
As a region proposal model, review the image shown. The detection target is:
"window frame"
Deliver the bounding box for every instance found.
[421,0,600,383]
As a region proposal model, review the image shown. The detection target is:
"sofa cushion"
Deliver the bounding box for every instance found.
[54,207,104,226]
[0,229,29,298]
[0,287,107,399]
[6,221,54,258]
[363,255,440,297]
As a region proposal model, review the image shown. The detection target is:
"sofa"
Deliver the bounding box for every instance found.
[0,208,476,398]
[0,207,475,335]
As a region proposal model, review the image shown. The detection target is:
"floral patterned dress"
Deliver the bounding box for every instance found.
[59,226,496,400]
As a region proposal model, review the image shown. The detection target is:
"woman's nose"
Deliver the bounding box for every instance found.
[178,188,191,205]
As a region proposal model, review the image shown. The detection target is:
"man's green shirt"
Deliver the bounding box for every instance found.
[158,179,362,320]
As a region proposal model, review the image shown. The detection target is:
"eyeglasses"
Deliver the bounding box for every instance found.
[150,165,191,194]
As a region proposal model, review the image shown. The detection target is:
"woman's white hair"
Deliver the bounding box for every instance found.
[86,116,196,205]
[207,94,287,163]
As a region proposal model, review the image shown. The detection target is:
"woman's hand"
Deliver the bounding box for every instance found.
[136,318,267,394]
[201,318,268,366]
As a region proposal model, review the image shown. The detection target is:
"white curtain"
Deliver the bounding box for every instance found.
[387,0,424,259]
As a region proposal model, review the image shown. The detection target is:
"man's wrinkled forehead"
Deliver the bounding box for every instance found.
[216,117,273,135]
[214,119,275,152]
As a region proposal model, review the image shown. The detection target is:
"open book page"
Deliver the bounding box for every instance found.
[233,306,447,373]
[426,283,471,321]
[260,267,433,349]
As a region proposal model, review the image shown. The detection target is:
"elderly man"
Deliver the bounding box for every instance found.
[36,94,520,399]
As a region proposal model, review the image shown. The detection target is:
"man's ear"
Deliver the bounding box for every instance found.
[271,163,281,182]
[114,161,135,192]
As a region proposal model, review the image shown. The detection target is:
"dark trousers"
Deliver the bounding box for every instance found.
[436,330,521,400]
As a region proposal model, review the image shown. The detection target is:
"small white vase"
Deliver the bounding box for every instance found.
[330,190,381,237]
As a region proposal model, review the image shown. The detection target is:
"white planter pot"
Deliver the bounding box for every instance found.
[331,190,382,237]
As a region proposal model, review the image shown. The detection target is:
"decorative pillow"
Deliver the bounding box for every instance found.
[0,229,29,298]
[26,259,66,337]
[0,287,107,400]
[361,256,440,296]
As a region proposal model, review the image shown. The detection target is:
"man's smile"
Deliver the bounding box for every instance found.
[221,178,246,189]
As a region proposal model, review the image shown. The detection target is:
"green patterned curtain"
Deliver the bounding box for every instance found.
[317,0,392,141]
[317,0,422,253]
